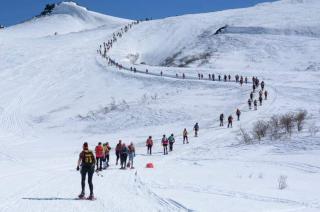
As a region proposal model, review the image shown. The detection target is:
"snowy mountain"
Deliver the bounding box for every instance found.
[0,1,319,212]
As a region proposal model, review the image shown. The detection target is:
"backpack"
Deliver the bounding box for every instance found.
[81,150,95,166]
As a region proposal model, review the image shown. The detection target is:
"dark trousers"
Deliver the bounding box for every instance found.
[120,154,127,168]
[163,145,168,155]
[81,165,94,195]
[96,157,102,170]
[147,145,152,154]
[105,154,110,166]
[116,151,120,165]
[183,136,188,144]
[237,115,240,121]
[169,142,174,151]
[228,122,232,128]
[220,120,223,126]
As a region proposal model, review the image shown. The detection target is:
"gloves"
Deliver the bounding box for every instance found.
[76,166,80,171]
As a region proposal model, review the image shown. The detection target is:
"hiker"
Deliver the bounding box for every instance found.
[162,135,169,155]
[218,75,221,81]
[253,84,256,92]
[194,123,199,137]
[103,142,111,168]
[245,77,248,84]
[254,100,258,110]
[146,136,153,155]
[264,90,268,100]
[261,81,265,90]
[95,142,104,171]
[168,134,175,151]
[209,74,211,80]
[128,142,135,169]
[248,99,252,109]
[259,95,263,106]
[160,71,163,76]
[212,74,215,81]
[236,109,241,121]
[224,75,227,82]
[182,73,185,79]
[250,92,253,100]
[198,73,201,79]
[183,128,189,144]
[228,75,231,81]
[115,140,122,165]
[227,115,233,128]
[220,113,224,126]
[120,143,128,169]
[77,142,95,200]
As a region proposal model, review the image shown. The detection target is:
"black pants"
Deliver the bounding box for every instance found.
[163,145,168,155]
[120,154,127,168]
[116,151,120,165]
[220,120,223,126]
[183,136,188,144]
[195,130,198,137]
[228,122,232,128]
[169,142,174,151]
[237,115,240,121]
[96,157,102,170]
[105,154,110,166]
[147,145,152,154]
[81,165,94,195]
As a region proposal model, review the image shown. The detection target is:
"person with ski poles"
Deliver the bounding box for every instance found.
[77,142,95,200]
[227,115,233,128]
[128,142,135,169]
[168,134,175,151]
[236,109,241,121]
[219,113,224,126]
[120,143,128,169]
[95,142,104,171]
[146,136,153,155]
[161,135,169,155]
[194,123,199,137]
[115,140,122,165]
[183,128,189,144]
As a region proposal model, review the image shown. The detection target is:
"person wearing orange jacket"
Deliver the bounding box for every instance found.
[146,136,153,155]
[95,142,104,171]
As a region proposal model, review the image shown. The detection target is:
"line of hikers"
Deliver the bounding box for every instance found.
[248,77,268,110]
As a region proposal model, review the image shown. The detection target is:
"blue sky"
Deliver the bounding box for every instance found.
[0,0,275,26]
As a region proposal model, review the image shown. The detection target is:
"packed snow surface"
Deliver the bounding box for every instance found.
[0,1,320,211]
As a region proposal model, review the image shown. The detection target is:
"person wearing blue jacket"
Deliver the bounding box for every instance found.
[168,134,175,151]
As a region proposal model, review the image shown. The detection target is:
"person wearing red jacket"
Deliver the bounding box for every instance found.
[95,142,104,171]
[146,136,153,155]
[161,135,169,155]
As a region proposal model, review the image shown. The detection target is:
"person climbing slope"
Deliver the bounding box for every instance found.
[168,134,175,151]
[194,123,199,137]
[162,135,169,155]
[77,142,96,200]
[95,142,104,171]
[146,136,153,155]
[115,140,122,165]
[183,128,189,144]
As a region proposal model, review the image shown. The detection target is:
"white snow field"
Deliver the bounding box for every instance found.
[0,0,320,211]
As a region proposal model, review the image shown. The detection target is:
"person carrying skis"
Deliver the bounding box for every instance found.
[254,99,258,110]
[264,90,268,100]
[77,142,95,200]
[95,142,104,171]
[146,136,153,155]
[248,99,252,109]
[183,128,189,144]
[227,115,233,128]
[194,123,199,137]
[162,135,169,155]
[168,134,175,151]
[120,143,128,169]
[115,140,122,165]
[236,109,241,121]
[128,142,135,169]
[219,113,224,126]
[259,95,263,106]
[104,142,111,168]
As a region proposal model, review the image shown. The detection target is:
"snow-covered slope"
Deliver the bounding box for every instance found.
[0,1,320,211]
[0,2,129,39]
